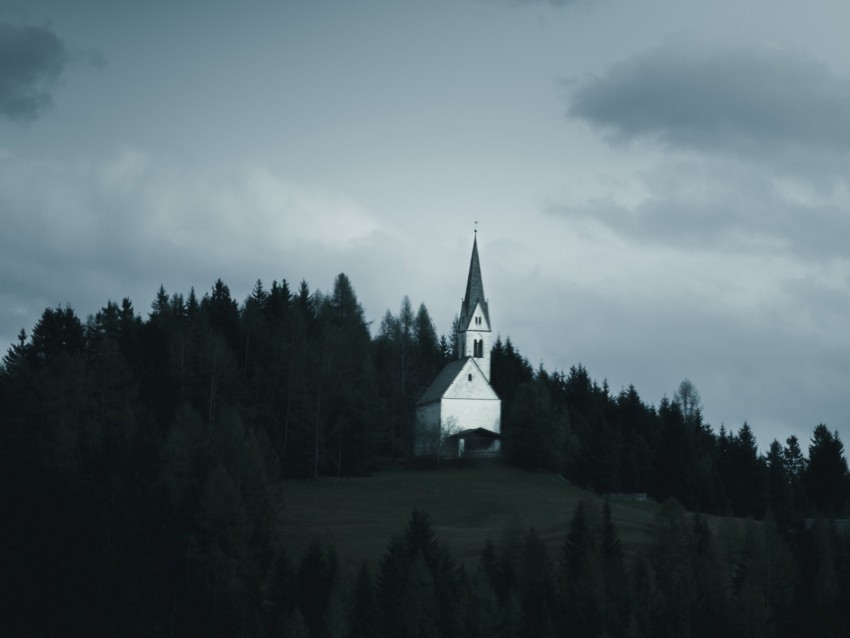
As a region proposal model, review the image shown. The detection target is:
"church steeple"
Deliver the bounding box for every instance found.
[414,230,502,458]
[458,233,493,380]
[461,234,490,328]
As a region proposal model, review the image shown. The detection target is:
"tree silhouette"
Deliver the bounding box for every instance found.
[805,425,849,515]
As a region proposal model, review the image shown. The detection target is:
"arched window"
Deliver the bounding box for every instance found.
[468,373,472,381]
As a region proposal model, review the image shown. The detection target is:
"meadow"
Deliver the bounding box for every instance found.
[276,462,752,571]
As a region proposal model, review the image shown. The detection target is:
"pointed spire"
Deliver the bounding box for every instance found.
[461,233,489,326]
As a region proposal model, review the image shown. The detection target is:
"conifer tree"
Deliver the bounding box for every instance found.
[348,562,377,638]
[559,500,602,638]
[690,513,732,637]
[783,435,808,519]
[405,508,437,569]
[518,528,555,638]
[298,539,335,638]
[377,534,409,638]
[765,440,791,523]
[805,424,849,515]
[647,499,691,638]
[265,548,298,633]
[600,501,629,638]
[1,328,28,376]
[401,553,439,638]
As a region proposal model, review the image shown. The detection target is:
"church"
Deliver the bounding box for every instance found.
[414,234,502,458]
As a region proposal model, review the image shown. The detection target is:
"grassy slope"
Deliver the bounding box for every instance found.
[276,463,754,572]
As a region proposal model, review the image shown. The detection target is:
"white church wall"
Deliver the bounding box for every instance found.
[441,397,501,435]
[443,360,496,402]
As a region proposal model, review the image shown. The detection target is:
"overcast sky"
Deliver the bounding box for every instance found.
[2,0,849,452]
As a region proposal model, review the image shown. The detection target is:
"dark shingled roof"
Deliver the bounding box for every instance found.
[460,235,490,326]
[445,427,502,441]
[416,359,467,406]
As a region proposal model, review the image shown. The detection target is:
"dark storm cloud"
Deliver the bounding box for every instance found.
[0,20,70,121]
[568,42,850,156]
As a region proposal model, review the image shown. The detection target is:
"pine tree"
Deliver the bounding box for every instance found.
[652,398,694,508]
[405,508,438,569]
[298,539,335,638]
[1,329,28,376]
[150,284,170,320]
[190,464,251,635]
[400,553,439,638]
[600,500,629,637]
[377,534,410,638]
[265,549,297,632]
[648,499,691,638]
[518,528,555,638]
[783,435,808,519]
[765,439,790,523]
[559,500,602,638]
[805,424,849,515]
[690,513,732,637]
[348,562,377,638]
[725,423,766,518]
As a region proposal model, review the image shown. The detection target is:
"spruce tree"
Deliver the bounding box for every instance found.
[805,424,849,515]
[348,562,377,638]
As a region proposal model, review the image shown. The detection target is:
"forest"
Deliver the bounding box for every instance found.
[1,272,849,636]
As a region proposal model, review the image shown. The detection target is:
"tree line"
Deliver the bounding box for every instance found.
[492,346,849,524]
[0,273,449,634]
[1,271,848,634]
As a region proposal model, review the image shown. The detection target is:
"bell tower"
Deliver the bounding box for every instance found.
[458,232,492,381]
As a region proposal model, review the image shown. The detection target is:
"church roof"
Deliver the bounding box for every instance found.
[445,427,502,441]
[416,359,467,406]
[460,235,490,326]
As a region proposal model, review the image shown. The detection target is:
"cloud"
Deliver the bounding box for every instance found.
[549,40,850,445]
[0,20,71,122]
[568,42,850,158]
[550,157,850,260]
[557,42,850,262]
[494,228,850,446]
[0,148,393,349]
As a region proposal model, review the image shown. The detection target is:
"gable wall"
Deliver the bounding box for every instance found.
[443,362,498,401]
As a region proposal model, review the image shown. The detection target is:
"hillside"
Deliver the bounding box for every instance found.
[276,462,751,571]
